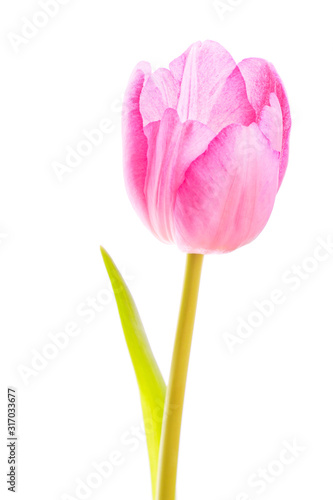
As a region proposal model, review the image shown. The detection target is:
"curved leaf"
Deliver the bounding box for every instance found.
[100,247,166,498]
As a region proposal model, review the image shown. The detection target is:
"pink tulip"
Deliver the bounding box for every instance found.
[122,40,291,253]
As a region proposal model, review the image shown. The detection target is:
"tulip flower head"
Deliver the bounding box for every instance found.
[122,40,291,253]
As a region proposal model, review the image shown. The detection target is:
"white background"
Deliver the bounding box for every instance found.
[1,0,333,499]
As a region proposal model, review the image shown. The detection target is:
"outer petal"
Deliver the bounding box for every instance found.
[143,109,216,243]
[122,62,153,231]
[238,58,291,187]
[174,123,280,253]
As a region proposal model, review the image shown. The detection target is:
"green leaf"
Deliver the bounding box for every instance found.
[100,247,166,499]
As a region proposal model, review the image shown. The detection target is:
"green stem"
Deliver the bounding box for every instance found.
[156,253,204,500]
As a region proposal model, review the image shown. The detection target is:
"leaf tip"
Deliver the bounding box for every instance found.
[100,245,110,263]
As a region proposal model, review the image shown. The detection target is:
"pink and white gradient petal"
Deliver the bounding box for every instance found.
[169,41,237,125]
[238,58,291,187]
[139,68,180,126]
[122,62,153,232]
[143,108,216,242]
[207,66,256,134]
[174,123,280,253]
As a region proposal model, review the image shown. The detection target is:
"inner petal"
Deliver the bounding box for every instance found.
[259,93,283,152]
[207,66,256,133]
[170,40,237,124]
[139,68,180,126]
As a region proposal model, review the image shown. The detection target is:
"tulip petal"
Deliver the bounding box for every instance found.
[207,65,256,133]
[169,40,238,126]
[174,123,280,253]
[143,109,216,243]
[238,58,273,117]
[238,58,291,187]
[259,93,283,152]
[140,68,180,126]
[122,62,154,232]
